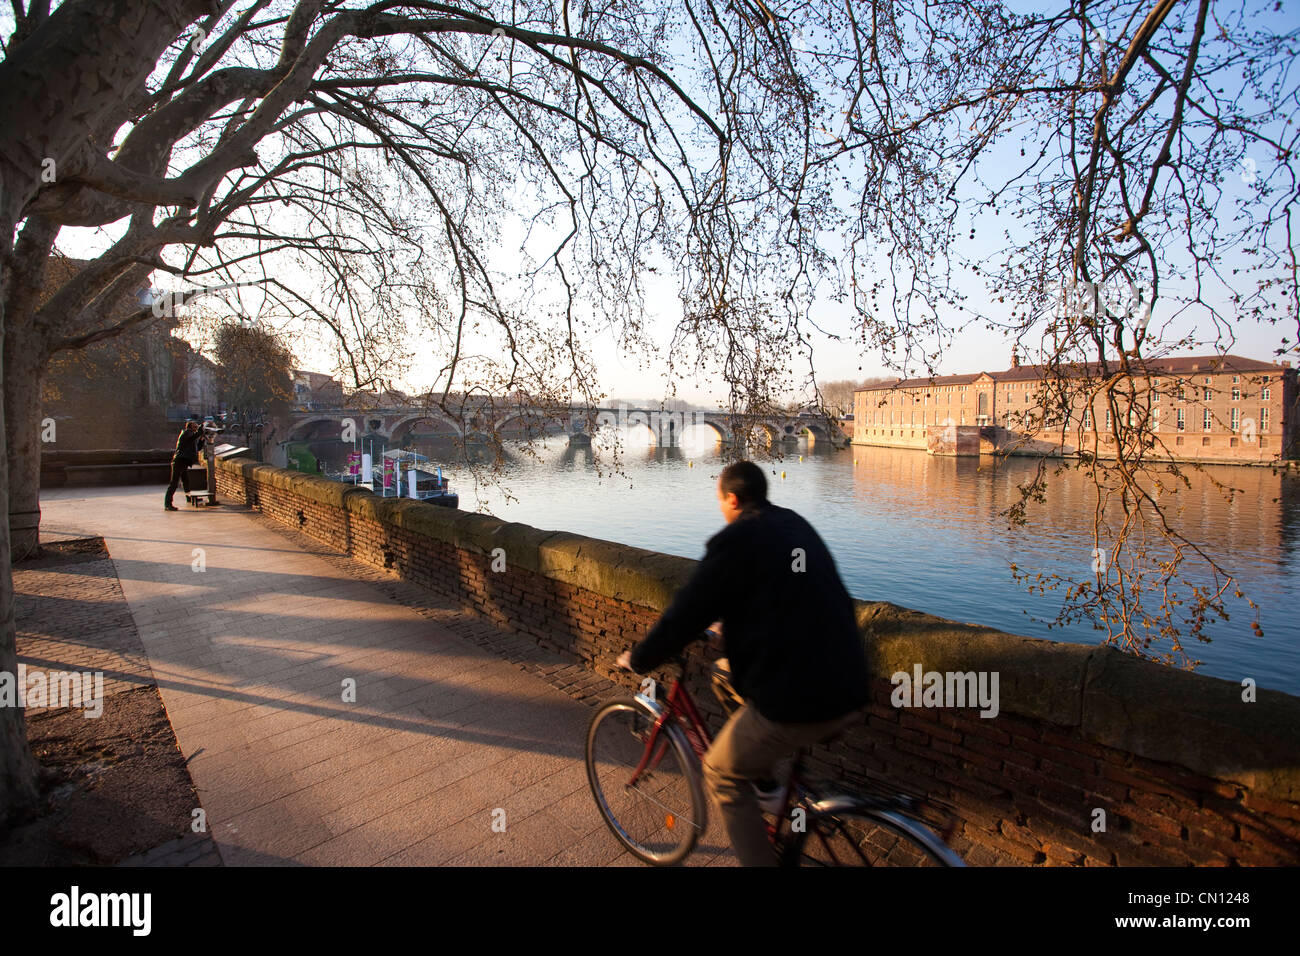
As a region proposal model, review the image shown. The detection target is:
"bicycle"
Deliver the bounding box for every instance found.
[585,654,967,866]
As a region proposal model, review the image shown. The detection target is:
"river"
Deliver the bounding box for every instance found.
[299,430,1300,695]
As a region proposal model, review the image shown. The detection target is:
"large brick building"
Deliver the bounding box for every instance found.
[853,354,1299,464]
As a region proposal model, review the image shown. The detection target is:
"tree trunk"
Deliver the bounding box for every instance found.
[0,0,214,830]
[5,337,47,561]
[0,233,41,828]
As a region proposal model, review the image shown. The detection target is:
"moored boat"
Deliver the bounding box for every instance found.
[381,449,459,508]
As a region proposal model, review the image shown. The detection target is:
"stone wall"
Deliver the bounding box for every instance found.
[216,456,1300,865]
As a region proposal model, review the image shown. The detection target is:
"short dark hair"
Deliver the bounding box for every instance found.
[719,460,767,507]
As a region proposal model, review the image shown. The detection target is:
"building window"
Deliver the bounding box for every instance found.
[1261,408,1270,432]
[1203,387,1212,402]
[1105,409,1112,429]
[1203,409,1212,431]
[1082,408,1092,430]
[1203,377,1211,385]
[1176,409,1185,432]
[1202,436,1211,445]
[1232,375,1240,384]
[1262,386,1271,400]
[1176,382,1185,400]
[1231,387,1240,401]
[1231,408,1240,431]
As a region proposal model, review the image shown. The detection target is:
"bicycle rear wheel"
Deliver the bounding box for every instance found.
[585,697,706,865]
[784,802,964,867]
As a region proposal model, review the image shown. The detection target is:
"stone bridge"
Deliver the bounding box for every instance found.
[285,404,845,449]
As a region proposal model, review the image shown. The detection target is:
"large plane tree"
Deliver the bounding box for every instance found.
[0,0,817,824]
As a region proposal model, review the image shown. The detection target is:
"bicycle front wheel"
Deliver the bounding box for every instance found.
[585,697,707,865]
[784,802,965,867]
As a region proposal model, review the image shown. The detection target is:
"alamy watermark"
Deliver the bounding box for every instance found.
[890,664,1000,718]
[50,886,151,936]
[1050,277,1153,333]
[0,665,104,717]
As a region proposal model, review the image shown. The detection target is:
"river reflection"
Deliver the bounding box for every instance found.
[298,434,1300,694]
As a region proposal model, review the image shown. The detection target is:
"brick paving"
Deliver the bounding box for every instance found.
[14,545,153,712]
[38,486,737,866]
[119,831,223,867]
[15,535,223,866]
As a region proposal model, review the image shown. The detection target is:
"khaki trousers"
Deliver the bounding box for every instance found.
[701,697,857,866]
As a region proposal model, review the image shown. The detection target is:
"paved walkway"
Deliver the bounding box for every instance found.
[39,486,737,866]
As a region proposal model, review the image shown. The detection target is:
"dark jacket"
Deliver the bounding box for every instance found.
[173,428,206,463]
[629,500,871,723]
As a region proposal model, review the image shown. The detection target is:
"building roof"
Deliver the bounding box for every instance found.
[854,354,1291,392]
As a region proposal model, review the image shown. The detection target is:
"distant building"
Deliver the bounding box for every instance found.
[169,348,220,420]
[42,260,220,450]
[329,384,412,410]
[291,369,344,408]
[853,353,1298,464]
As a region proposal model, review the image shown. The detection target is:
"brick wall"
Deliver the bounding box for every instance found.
[216,457,1300,865]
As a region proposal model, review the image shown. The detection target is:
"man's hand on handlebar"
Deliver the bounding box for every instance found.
[618,621,721,673]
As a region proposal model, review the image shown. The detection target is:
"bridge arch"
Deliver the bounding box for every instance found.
[607,410,731,447]
[686,417,730,445]
[735,421,781,448]
[782,418,832,448]
[387,412,465,445]
[495,408,572,438]
[619,410,660,446]
[287,417,350,442]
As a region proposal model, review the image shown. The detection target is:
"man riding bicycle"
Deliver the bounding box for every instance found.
[617,460,871,866]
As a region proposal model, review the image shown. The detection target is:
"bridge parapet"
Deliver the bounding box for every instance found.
[288,404,848,447]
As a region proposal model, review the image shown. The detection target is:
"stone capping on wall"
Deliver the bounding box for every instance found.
[218,456,1300,803]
